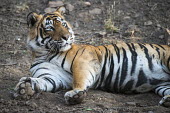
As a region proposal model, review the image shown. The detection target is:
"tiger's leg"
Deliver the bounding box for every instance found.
[14,62,72,99]
[154,83,170,106]
[64,69,96,105]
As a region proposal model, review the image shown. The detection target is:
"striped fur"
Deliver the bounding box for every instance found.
[15,7,170,105]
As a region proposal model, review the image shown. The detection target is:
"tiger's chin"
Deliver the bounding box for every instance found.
[59,44,72,52]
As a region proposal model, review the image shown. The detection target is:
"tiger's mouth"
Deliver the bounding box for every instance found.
[51,37,73,52]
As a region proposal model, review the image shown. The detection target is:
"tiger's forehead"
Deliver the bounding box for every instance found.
[42,13,68,27]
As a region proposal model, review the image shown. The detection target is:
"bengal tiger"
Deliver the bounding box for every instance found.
[14,6,170,106]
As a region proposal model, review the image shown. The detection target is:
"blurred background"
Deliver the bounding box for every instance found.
[0,0,170,112]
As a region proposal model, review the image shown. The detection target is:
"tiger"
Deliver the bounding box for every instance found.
[14,6,170,106]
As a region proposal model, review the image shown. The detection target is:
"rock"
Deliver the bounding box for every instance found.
[26,101,38,109]
[44,7,56,13]
[123,16,131,19]
[125,102,137,106]
[144,21,153,26]
[84,2,91,6]
[48,1,64,8]
[31,102,38,109]
[159,35,164,39]
[156,24,161,28]
[89,8,102,15]
[65,4,74,12]
[74,21,79,28]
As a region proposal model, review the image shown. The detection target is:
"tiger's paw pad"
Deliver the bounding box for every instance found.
[159,95,170,107]
[13,77,39,100]
[64,89,87,105]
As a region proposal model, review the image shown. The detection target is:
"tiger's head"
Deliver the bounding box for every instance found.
[27,7,75,54]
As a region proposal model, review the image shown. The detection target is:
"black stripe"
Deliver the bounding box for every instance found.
[79,48,86,57]
[157,44,165,50]
[32,67,49,76]
[37,73,52,78]
[89,71,95,83]
[113,67,120,92]
[30,62,44,69]
[119,48,128,90]
[168,56,170,70]
[112,44,120,63]
[61,50,70,68]
[41,36,50,44]
[149,44,154,48]
[131,43,136,51]
[40,28,43,39]
[155,87,167,95]
[162,88,170,96]
[59,80,64,89]
[138,43,153,71]
[105,54,114,91]
[123,80,134,93]
[136,69,147,87]
[44,83,48,91]
[98,46,108,88]
[155,47,160,58]
[49,52,59,61]
[162,69,170,75]
[155,84,170,89]
[93,76,100,89]
[127,43,137,75]
[35,35,41,46]
[43,77,56,93]
[70,49,81,72]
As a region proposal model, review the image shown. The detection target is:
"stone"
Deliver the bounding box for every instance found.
[156,24,161,28]
[123,16,131,19]
[159,35,164,39]
[74,21,79,28]
[89,8,102,15]
[65,4,74,12]
[125,102,137,106]
[84,2,91,6]
[44,7,56,13]
[48,1,64,8]
[144,21,153,26]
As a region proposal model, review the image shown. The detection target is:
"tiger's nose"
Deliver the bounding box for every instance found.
[62,34,69,41]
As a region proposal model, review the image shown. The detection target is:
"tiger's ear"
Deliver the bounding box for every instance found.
[27,12,40,28]
[56,6,66,15]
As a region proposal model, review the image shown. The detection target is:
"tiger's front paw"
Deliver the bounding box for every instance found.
[13,77,40,100]
[64,89,87,105]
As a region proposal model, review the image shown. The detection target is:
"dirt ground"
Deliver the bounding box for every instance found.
[0,0,170,113]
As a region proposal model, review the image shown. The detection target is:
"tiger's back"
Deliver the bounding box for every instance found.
[92,43,170,93]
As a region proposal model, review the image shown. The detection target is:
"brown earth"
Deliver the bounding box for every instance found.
[0,0,170,113]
